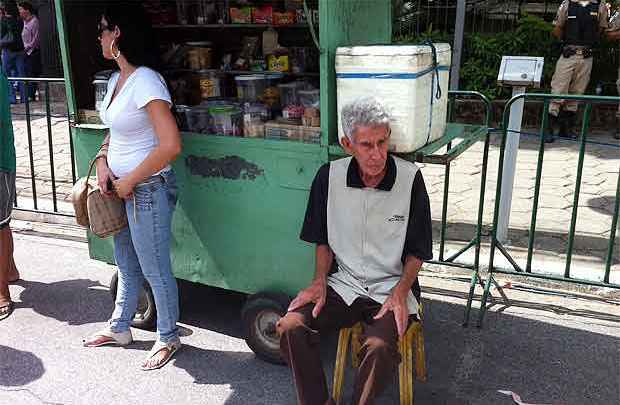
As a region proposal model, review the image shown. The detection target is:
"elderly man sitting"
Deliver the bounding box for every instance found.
[276,97,433,405]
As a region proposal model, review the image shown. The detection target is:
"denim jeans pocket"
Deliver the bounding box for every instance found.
[133,186,154,211]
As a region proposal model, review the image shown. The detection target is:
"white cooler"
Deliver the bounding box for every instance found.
[336,44,452,153]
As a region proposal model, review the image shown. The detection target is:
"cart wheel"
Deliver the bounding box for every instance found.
[109,270,157,330]
[241,292,291,365]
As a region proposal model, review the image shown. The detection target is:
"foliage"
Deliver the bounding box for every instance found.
[395,14,619,100]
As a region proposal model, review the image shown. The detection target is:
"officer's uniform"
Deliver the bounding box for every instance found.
[548,0,609,140]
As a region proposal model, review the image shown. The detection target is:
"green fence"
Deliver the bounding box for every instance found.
[466,93,620,327]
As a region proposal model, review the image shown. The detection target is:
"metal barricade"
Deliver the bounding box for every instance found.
[468,93,620,327]
[6,76,75,217]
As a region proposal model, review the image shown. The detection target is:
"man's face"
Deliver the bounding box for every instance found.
[343,125,390,178]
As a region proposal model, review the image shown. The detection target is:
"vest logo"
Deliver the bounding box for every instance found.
[388,214,405,223]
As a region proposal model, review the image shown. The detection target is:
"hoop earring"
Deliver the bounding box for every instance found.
[110,39,121,60]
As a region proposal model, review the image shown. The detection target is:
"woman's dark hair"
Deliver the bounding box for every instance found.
[17,1,33,14]
[101,3,158,68]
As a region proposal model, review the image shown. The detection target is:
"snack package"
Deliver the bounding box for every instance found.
[254,6,273,24]
[273,11,295,26]
[230,7,253,23]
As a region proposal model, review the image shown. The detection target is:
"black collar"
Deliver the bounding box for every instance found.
[346,155,396,191]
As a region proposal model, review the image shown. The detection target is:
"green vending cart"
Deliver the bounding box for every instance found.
[54,0,394,363]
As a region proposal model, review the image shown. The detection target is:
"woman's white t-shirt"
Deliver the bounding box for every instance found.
[100,67,172,178]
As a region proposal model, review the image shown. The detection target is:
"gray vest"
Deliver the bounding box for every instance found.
[327,156,420,314]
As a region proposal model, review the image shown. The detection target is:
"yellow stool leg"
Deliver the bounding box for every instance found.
[398,338,407,405]
[414,324,427,382]
[333,328,351,405]
[350,323,363,368]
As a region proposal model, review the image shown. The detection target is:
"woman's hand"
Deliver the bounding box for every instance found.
[95,158,115,196]
[113,177,136,200]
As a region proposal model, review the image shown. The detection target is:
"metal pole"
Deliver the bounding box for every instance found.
[450,0,466,91]
[497,85,527,242]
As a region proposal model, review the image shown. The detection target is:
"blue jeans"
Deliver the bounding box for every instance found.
[1,49,26,103]
[109,170,180,343]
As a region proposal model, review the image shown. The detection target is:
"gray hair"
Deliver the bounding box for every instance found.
[341,97,391,141]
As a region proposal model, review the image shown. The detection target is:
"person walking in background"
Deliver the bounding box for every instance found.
[546,0,609,143]
[17,1,38,101]
[0,1,25,104]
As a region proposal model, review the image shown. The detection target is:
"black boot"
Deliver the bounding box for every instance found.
[545,113,557,143]
[559,111,578,140]
[615,116,619,140]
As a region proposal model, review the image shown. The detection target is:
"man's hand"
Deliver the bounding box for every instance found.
[374,285,409,338]
[288,278,327,319]
[95,159,115,197]
[113,177,136,200]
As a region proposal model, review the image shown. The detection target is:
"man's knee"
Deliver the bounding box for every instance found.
[276,311,307,337]
[361,336,399,365]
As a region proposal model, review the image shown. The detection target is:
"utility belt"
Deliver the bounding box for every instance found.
[562,46,593,59]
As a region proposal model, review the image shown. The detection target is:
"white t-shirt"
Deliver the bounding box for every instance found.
[100,67,172,178]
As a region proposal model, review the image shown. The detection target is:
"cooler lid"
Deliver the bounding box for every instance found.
[336,44,451,57]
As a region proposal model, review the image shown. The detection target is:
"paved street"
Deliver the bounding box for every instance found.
[1,229,619,405]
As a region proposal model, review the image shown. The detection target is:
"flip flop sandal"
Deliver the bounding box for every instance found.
[0,302,14,321]
[83,328,133,347]
[141,339,181,371]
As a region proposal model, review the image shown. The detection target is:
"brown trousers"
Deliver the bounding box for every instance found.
[277,287,412,405]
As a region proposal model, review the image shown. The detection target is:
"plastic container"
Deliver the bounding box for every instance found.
[277,82,305,108]
[186,106,211,134]
[197,70,223,99]
[93,79,108,111]
[263,73,284,108]
[243,103,269,138]
[235,75,267,103]
[186,41,213,70]
[209,105,242,136]
[336,44,451,152]
[175,105,191,131]
[299,89,320,108]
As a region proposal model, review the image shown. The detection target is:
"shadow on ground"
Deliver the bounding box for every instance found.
[0,345,45,387]
[173,281,620,405]
[14,278,112,325]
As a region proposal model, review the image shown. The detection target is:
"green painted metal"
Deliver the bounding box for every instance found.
[439,142,451,261]
[53,0,77,120]
[319,0,392,146]
[564,104,592,278]
[526,101,550,273]
[57,0,395,298]
[604,169,620,283]
[473,92,620,328]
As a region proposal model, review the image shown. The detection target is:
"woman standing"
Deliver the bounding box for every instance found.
[17,1,39,101]
[0,1,25,103]
[82,3,183,371]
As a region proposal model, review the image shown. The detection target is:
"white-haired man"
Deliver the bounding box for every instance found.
[276,98,433,405]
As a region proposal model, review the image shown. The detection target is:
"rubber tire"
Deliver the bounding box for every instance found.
[241,292,291,365]
[109,270,157,330]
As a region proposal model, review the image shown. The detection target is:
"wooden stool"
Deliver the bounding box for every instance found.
[332,316,427,405]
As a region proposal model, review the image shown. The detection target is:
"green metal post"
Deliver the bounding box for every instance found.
[564,104,592,278]
[526,101,550,272]
[603,168,620,284]
[439,142,452,261]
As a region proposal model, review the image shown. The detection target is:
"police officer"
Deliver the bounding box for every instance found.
[546,0,609,143]
[607,6,620,139]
